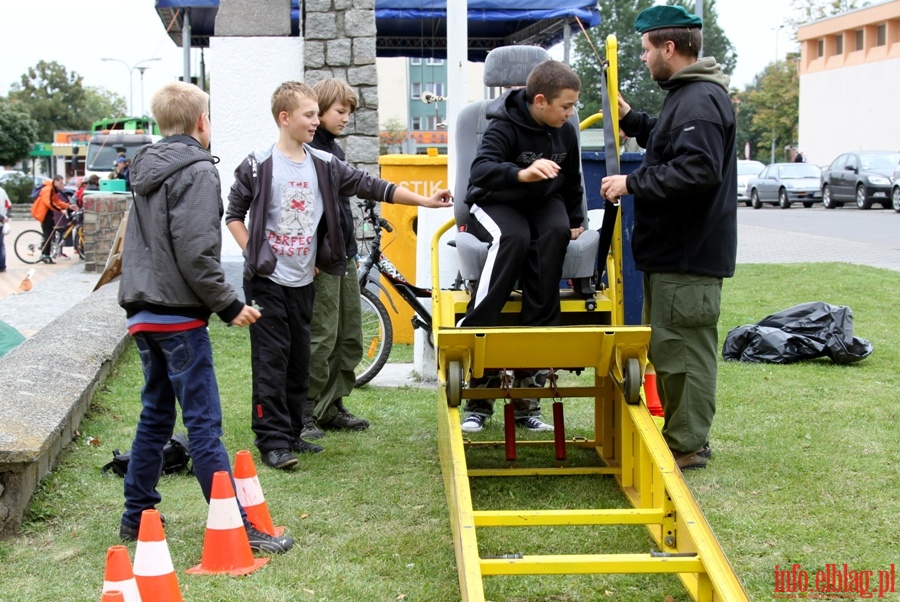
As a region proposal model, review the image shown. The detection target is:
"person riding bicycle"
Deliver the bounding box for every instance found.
[30,175,70,264]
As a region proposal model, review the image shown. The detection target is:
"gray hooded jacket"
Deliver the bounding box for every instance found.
[118,135,242,323]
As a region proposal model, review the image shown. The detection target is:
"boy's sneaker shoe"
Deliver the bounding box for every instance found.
[40,255,54,264]
[515,416,554,432]
[261,448,299,469]
[245,525,294,554]
[119,513,166,541]
[300,419,325,441]
[460,413,487,433]
[322,411,369,431]
[292,438,324,454]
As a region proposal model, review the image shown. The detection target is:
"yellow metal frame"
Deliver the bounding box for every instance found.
[429,35,749,602]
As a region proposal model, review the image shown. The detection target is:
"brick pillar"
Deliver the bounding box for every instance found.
[81,194,128,273]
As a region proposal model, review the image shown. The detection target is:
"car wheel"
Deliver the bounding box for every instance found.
[892,186,900,213]
[744,200,751,207]
[803,202,813,208]
[822,185,835,209]
[751,189,762,209]
[778,189,791,209]
[856,185,872,209]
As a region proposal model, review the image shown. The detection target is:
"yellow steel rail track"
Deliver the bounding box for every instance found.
[429,35,749,602]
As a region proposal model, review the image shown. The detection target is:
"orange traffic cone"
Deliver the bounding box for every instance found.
[101,591,126,602]
[233,450,284,536]
[102,545,142,602]
[132,509,183,602]
[186,470,269,576]
[643,368,665,418]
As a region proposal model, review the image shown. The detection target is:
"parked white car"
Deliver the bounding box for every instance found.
[737,160,765,206]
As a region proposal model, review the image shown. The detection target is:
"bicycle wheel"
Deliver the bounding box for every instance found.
[356,286,393,387]
[14,229,46,264]
[73,226,85,259]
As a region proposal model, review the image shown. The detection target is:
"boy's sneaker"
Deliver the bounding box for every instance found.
[460,413,486,433]
[119,513,166,541]
[515,416,554,432]
[291,438,324,454]
[300,419,325,440]
[261,448,299,469]
[245,525,294,554]
[322,411,369,431]
[40,255,54,264]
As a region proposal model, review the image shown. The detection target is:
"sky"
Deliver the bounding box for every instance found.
[0,0,799,114]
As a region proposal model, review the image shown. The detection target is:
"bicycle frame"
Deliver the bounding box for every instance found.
[356,200,433,333]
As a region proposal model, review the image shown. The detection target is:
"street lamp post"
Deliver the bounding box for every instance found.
[100,57,161,117]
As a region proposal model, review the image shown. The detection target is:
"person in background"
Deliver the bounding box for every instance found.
[30,175,70,264]
[600,5,737,471]
[0,185,10,272]
[301,78,369,442]
[75,174,100,208]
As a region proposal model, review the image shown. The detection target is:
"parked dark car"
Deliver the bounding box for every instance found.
[747,163,823,209]
[892,163,900,213]
[821,151,900,209]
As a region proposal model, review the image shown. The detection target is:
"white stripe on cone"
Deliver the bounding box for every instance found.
[102,579,142,602]
[206,496,244,530]
[132,540,175,576]
[235,475,266,507]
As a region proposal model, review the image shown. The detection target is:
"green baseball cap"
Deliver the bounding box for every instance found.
[634,5,703,34]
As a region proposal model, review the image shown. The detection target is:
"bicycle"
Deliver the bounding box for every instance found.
[14,208,85,264]
[355,199,446,386]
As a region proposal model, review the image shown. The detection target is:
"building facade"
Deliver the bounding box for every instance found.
[797,0,900,166]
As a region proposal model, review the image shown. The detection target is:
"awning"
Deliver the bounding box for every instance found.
[155,0,600,61]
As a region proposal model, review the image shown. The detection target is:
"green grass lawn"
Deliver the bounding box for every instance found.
[0,262,897,601]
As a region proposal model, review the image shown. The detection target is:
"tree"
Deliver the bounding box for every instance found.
[0,99,38,167]
[571,0,737,122]
[788,0,863,27]
[744,58,800,163]
[83,86,127,125]
[7,61,93,141]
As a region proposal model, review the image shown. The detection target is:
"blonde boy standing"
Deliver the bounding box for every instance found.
[226,81,451,469]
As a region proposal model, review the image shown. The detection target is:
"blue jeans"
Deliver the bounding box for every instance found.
[123,327,248,529]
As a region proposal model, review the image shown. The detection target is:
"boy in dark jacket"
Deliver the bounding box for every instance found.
[459,60,585,434]
[302,78,368,441]
[226,81,451,470]
[117,81,293,553]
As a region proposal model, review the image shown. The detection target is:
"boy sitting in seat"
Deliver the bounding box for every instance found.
[458,59,585,433]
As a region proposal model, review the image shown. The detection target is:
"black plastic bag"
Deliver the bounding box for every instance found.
[102,433,192,477]
[722,302,873,364]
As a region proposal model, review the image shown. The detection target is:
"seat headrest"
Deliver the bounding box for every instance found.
[483,45,552,88]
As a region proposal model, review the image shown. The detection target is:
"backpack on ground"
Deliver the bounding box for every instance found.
[101,432,193,477]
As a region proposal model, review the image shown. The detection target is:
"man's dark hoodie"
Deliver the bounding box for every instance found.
[466,88,584,229]
[118,135,243,324]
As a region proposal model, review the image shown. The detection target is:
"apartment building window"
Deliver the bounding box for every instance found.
[855,29,864,50]
[425,58,445,65]
[411,116,423,130]
[817,39,824,57]
[835,34,843,55]
[427,83,446,97]
[876,24,886,46]
[411,57,422,65]
[411,82,422,100]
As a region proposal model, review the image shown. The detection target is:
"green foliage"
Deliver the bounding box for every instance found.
[82,86,127,125]
[2,174,39,204]
[379,116,408,155]
[0,100,38,166]
[743,59,800,163]
[7,61,93,142]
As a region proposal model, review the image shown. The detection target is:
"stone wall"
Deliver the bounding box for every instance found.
[303,0,380,235]
[80,194,127,274]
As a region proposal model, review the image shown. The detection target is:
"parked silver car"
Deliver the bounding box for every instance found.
[747,163,823,209]
[737,160,765,206]
[892,163,900,213]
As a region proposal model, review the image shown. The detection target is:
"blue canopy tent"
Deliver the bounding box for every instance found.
[155,0,600,61]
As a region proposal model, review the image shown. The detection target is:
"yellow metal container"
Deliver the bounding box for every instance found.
[377,152,448,343]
